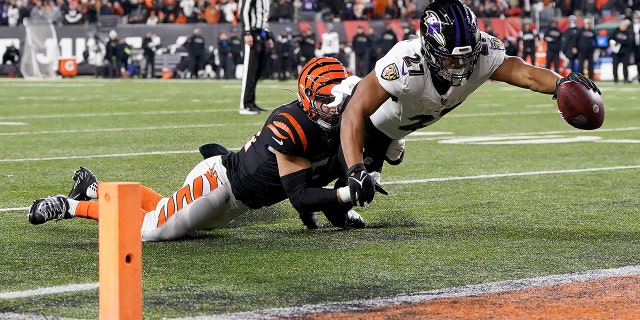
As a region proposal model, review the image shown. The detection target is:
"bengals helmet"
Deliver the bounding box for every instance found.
[420,0,482,86]
[297,57,349,131]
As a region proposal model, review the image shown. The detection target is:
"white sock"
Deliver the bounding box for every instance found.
[67,198,79,217]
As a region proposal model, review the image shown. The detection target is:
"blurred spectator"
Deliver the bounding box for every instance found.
[105,30,119,78]
[519,20,538,66]
[147,10,160,24]
[484,23,496,37]
[351,25,368,76]
[1,4,9,26]
[30,0,46,20]
[220,0,238,23]
[337,41,350,69]
[217,31,235,79]
[384,0,400,19]
[142,32,157,78]
[8,4,19,27]
[300,0,317,12]
[186,27,206,78]
[295,27,316,67]
[562,15,580,72]
[274,27,294,80]
[229,28,244,69]
[366,26,379,71]
[275,0,294,22]
[116,37,132,78]
[380,23,398,54]
[203,3,221,23]
[2,43,21,77]
[610,19,634,83]
[320,23,340,58]
[544,19,562,72]
[180,0,198,23]
[86,34,106,77]
[62,0,83,25]
[100,1,113,16]
[576,18,597,80]
[503,37,519,56]
[85,0,98,25]
[403,25,415,40]
[3,43,20,64]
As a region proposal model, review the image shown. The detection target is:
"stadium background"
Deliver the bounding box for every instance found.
[0,15,628,80]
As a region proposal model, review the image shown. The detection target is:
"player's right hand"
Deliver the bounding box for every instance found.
[347,164,376,206]
[553,72,600,100]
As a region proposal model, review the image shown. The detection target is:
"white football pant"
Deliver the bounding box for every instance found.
[140,156,248,241]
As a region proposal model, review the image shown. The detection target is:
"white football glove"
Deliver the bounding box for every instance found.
[326,75,362,108]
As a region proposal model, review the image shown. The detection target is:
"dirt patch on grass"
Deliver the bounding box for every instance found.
[281,275,640,319]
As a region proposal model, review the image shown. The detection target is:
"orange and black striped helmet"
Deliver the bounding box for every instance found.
[297,57,349,131]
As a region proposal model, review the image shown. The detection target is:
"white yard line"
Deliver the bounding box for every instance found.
[0,283,98,300]
[1,165,638,213]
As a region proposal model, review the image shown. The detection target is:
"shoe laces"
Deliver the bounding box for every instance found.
[37,197,69,221]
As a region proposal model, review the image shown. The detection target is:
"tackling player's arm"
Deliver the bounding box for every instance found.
[490,56,561,94]
[275,151,351,213]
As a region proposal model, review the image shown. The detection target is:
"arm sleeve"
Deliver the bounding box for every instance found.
[280,168,342,213]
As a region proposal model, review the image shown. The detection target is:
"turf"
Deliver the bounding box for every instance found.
[0,78,638,319]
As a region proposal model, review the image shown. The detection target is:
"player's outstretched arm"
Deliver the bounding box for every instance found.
[490,56,562,95]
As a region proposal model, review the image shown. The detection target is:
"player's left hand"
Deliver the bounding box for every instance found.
[553,72,600,100]
[347,164,376,206]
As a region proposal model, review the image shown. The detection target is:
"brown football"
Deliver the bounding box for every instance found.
[556,80,605,130]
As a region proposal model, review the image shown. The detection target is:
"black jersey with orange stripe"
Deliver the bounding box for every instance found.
[222,100,341,209]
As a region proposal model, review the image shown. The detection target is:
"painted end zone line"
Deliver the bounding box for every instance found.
[385,165,640,185]
[0,283,98,300]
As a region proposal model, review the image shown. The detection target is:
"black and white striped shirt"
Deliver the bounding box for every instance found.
[239,0,270,36]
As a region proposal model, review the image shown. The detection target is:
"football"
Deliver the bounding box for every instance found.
[556,80,605,130]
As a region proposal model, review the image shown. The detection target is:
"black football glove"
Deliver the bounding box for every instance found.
[553,72,601,100]
[347,163,385,206]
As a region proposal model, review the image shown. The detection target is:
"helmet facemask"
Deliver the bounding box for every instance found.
[421,38,481,86]
[297,57,349,131]
[301,86,340,131]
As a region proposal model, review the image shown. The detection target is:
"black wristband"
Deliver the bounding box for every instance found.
[347,163,366,176]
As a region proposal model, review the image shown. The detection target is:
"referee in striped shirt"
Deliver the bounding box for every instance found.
[238,0,273,115]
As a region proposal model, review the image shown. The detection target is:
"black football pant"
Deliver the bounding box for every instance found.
[240,37,268,108]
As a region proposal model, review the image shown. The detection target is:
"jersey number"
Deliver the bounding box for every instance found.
[402,54,425,76]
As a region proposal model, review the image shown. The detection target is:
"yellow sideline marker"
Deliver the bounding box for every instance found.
[99,182,143,319]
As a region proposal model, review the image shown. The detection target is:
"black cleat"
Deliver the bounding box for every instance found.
[28,195,71,225]
[299,212,319,230]
[68,167,97,201]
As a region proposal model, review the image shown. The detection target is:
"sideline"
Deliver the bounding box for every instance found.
[175,265,640,319]
[2,266,639,319]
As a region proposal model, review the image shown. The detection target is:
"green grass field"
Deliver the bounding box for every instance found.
[0,78,638,319]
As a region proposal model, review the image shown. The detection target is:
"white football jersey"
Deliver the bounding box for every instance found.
[370,32,506,139]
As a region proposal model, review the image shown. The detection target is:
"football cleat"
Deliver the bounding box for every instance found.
[323,209,366,229]
[298,211,319,230]
[68,167,98,201]
[343,210,365,229]
[28,195,71,225]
